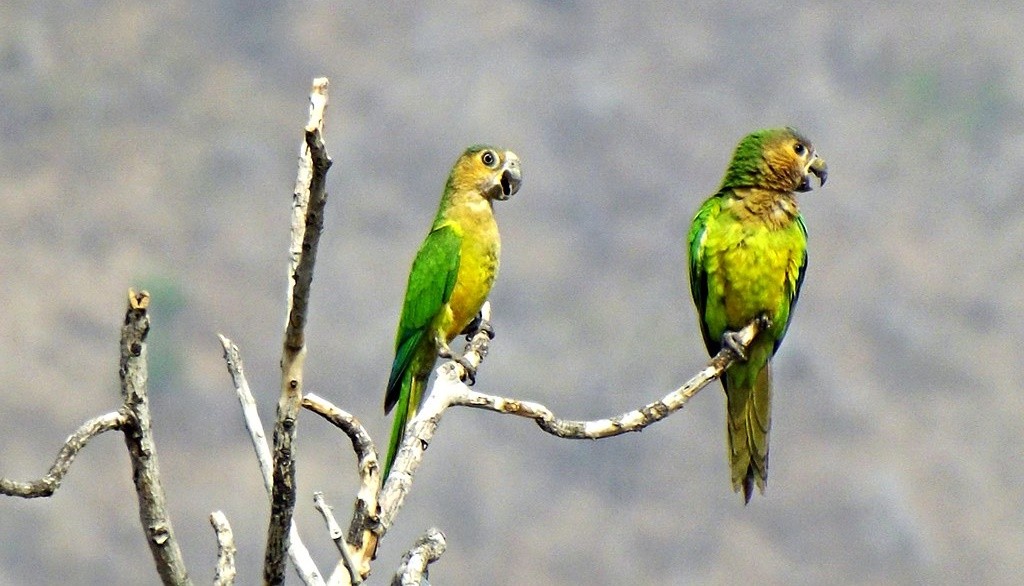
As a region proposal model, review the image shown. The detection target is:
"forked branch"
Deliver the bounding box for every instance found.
[376,312,761,530]
[218,334,323,585]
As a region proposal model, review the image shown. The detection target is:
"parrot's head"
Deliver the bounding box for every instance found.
[770,127,827,193]
[453,145,522,202]
[725,128,827,194]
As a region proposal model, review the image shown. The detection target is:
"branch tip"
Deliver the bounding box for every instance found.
[127,288,150,310]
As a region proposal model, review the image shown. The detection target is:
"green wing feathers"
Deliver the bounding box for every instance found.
[383,223,462,477]
[774,215,808,354]
[385,224,462,413]
[687,196,721,356]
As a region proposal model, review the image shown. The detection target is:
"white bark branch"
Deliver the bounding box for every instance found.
[217,334,323,585]
[455,317,762,438]
[210,511,237,586]
[266,76,332,585]
[391,528,446,586]
[313,492,361,586]
[378,313,762,530]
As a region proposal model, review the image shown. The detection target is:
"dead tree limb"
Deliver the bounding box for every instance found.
[218,335,324,585]
[210,511,237,586]
[313,491,361,585]
[391,528,446,586]
[120,289,192,585]
[377,311,762,531]
[2,290,191,584]
[265,76,332,585]
[302,393,379,583]
[0,411,126,497]
[455,317,764,438]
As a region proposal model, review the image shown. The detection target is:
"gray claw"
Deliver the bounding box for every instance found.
[722,331,748,361]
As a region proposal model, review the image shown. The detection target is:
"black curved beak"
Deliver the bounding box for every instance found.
[798,156,828,192]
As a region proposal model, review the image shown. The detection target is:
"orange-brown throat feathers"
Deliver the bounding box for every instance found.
[727,188,800,229]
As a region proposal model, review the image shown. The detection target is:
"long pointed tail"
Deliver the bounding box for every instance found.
[725,363,772,503]
[383,374,424,480]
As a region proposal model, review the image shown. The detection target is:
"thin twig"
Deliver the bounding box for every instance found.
[120,288,191,585]
[217,335,274,490]
[0,411,126,497]
[266,76,332,585]
[0,409,125,495]
[210,511,237,586]
[391,528,446,586]
[313,492,361,585]
[218,335,323,585]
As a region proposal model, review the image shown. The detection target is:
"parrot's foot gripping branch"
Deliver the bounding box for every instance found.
[451,309,495,385]
[721,331,750,361]
[721,312,772,361]
[460,311,495,340]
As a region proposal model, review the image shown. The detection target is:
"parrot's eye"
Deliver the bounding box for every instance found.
[480,151,498,168]
[793,143,806,156]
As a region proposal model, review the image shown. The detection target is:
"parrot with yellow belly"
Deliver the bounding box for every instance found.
[384,145,521,479]
[688,127,827,502]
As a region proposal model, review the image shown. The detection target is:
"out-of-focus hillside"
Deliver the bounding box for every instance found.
[2,2,1023,584]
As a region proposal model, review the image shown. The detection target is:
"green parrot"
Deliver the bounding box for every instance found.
[687,127,827,503]
[384,145,522,479]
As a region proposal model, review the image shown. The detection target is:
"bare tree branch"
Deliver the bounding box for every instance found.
[391,528,446,586]
[377,304,495,529]
[313,492,361,586]
[378,313,762,530]
[217,335,275,486]
[210,511,237,586]
[0,411,126,497]
[302,392,380,583]
[119,288,191,585]
[266,76,332,585]
[217,334,324,585]
[455,317,763,438]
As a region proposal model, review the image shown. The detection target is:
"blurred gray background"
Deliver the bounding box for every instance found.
[2,1,1023,584]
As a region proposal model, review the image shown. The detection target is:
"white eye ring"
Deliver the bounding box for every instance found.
[480,151,498,168]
